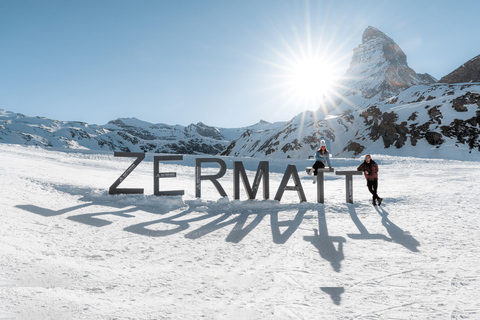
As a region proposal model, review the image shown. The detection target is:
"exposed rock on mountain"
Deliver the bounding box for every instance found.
[360,84,480,152]
[439,54,480,84]
[222,83,480,160]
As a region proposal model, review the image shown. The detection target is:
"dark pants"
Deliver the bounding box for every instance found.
[312,161,325,175]
[367,179,379,199]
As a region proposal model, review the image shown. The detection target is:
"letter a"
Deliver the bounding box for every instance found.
[274,165,306,202]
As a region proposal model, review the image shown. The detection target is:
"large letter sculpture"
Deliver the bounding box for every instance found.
[316,167,335,203]
[335,170,362,203]
[195,158,227,198]
[154,155,185,196]
[233,161,269,200]
[109,152,145,195]
[274,165,306,202]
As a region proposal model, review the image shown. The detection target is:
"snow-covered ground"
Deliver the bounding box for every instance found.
[1,144,479,319]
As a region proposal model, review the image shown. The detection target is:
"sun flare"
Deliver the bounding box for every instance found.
[254,17,354,119]
[258,39,347,115]
[287,57,338,105]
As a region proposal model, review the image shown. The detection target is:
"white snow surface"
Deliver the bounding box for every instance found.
[1,144,480,319]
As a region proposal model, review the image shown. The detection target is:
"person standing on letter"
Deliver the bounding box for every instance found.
[357,154,382,205]
[312,140,332,184]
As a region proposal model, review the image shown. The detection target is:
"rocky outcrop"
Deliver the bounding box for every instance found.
[359,85,480,152]
[439,54,480,84]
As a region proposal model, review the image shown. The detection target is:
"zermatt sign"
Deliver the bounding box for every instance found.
[109,152,362,204]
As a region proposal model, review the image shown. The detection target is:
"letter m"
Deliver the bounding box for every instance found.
[233,161,269,200]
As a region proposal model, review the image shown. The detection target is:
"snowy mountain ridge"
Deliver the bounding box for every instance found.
[0,109,284,155]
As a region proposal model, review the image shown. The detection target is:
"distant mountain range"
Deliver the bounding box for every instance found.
[1,26,479,160]
[0,109,276,155]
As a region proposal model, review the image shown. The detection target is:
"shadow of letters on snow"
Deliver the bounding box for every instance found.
[225,212,266,243]
[15,184,419,249]
[126,206,306,245]
[184,211,268,243]
[16,203,138,228]
[67,209,137,227]
[16,192,306,244]
[304,207,345,273]
[270,209,306,244]
[16,203,92,217]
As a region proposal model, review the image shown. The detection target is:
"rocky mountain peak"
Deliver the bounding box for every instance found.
[340,26,436,101]
[439,54,480,83]
[362,26,391,43]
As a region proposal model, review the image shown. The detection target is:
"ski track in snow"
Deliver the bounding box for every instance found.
[1,144,480,319]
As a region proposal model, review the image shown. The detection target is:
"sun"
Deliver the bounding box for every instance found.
[287,57,339,106]
[250,14,354,119]
[255,34,347,115]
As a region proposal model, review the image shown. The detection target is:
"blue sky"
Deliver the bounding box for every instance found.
[1,0,480,128]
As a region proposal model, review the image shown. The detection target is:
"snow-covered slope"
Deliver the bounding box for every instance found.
[223,83,480,160]
[347,83,480,158]
[1,144,479,319]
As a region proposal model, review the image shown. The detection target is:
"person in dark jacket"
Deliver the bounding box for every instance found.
[357,154,383,205]
[312,139,332,184]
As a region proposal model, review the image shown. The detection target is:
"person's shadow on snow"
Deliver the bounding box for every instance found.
[347,205,390,241]
[303,206,345,273]
[375,206,421,252]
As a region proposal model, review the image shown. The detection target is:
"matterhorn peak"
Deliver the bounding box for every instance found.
[340,26,436,101]
[362,26,390,43]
